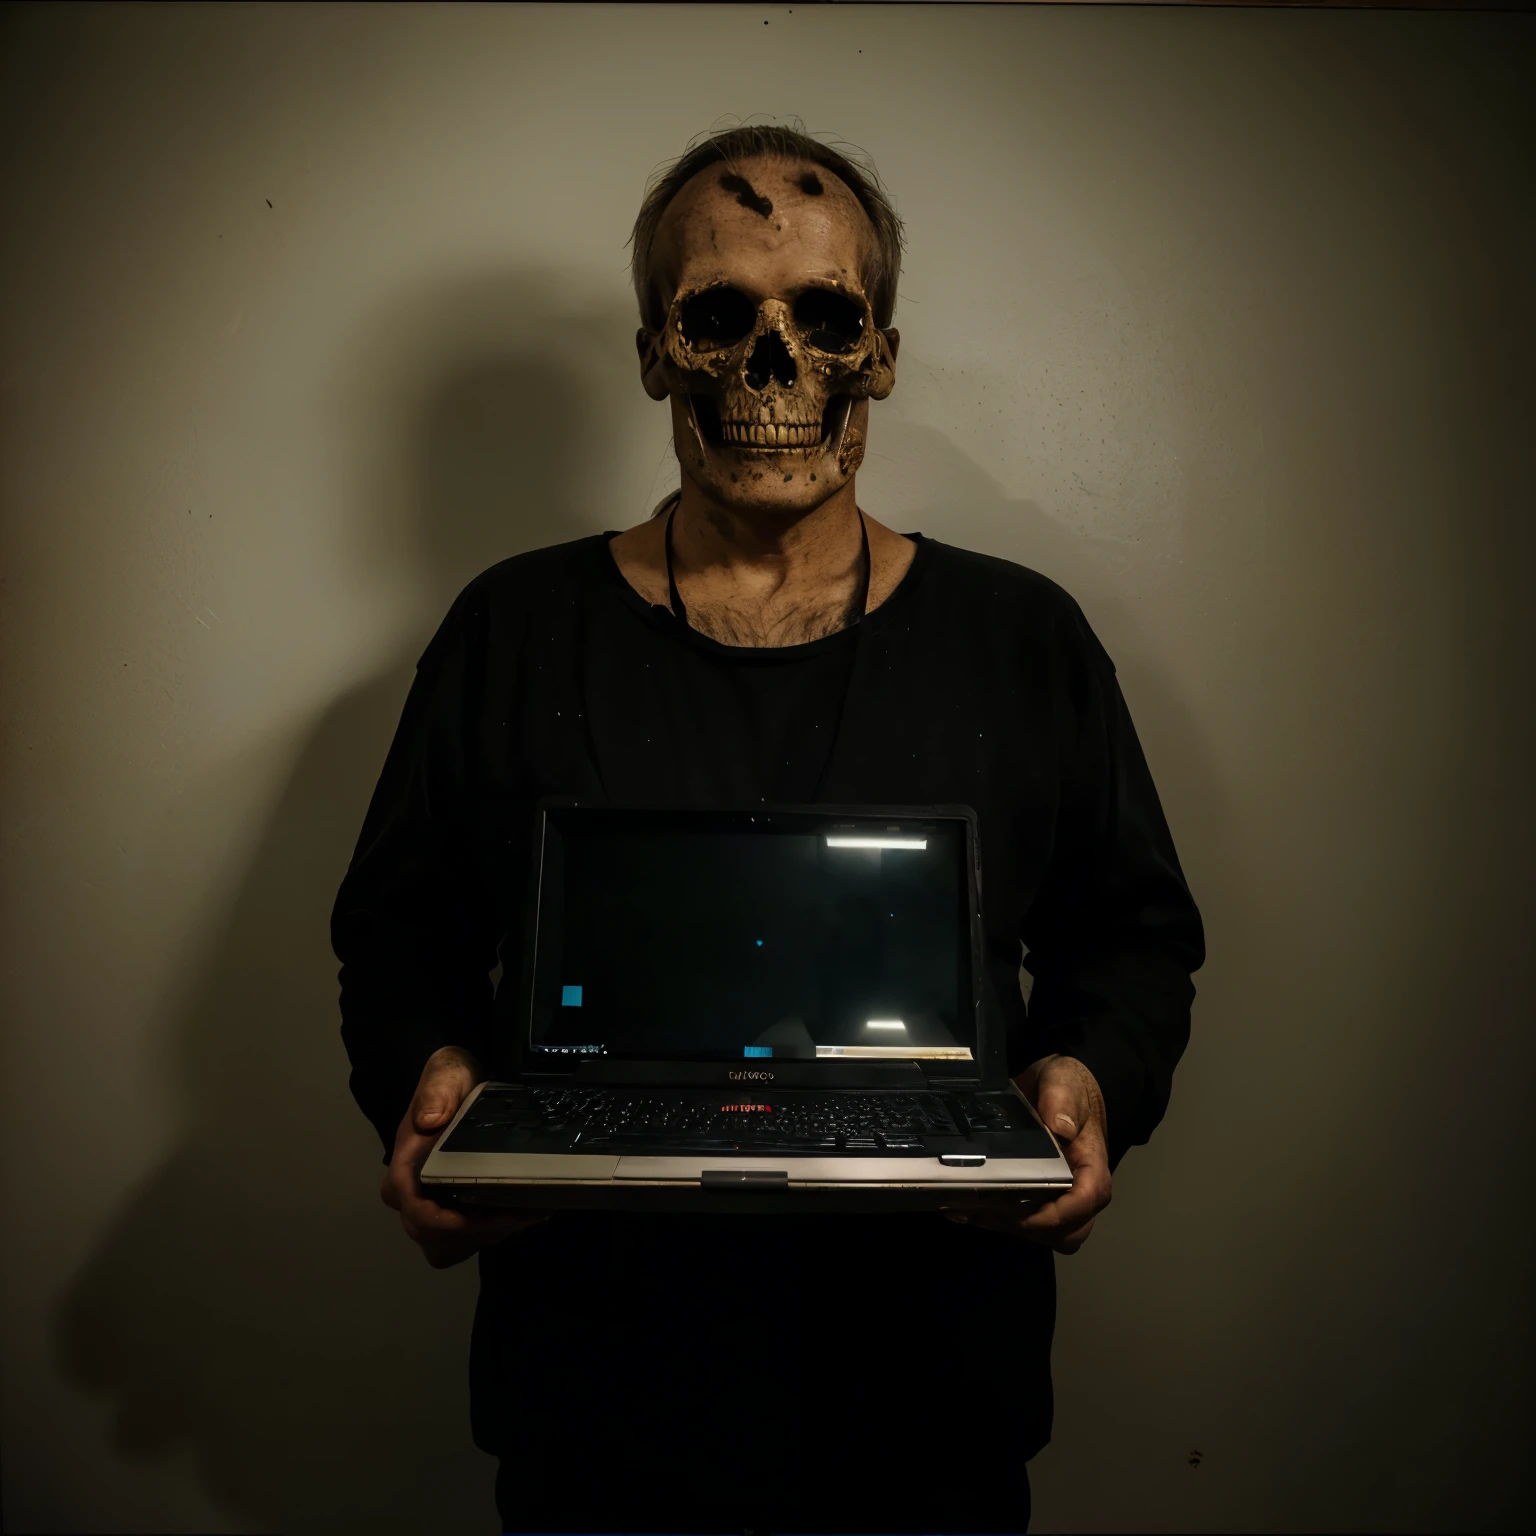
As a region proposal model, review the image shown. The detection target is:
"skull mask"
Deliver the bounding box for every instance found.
[638,160,898,514]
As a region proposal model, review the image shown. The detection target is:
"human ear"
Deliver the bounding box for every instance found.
[636,327,670,401]
[860,327,898,402]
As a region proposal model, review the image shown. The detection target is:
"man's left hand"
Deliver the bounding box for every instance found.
[943,1054,1111,1255]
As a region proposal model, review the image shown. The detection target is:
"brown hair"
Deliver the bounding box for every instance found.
[629,123,905,331]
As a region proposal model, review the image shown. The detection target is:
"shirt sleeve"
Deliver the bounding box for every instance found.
[1015,598,1206,1170]
[330,585,501,1161]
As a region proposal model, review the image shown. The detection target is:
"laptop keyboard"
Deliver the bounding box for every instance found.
[453,1086,1023,1154]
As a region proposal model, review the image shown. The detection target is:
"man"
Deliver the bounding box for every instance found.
[333,125,1204,1535]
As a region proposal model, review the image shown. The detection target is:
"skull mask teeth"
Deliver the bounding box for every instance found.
[650,281,895,460]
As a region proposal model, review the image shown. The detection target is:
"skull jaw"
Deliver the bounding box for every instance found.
[669,395,869,519]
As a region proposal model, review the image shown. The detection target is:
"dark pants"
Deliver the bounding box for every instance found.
[481,1214,1048,1536]
[495,1453,1031,1534]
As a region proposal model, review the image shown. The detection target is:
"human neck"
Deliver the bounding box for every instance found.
[670,478,863,598]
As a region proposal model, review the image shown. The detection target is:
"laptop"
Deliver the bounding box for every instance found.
[420,802,1075,1215]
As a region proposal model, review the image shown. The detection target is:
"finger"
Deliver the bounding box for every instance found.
[1012,1214,1097,1254]
[392,1125,439,1175]
[412,1058,476,1134]
[398,1187,480,1234]
[405,1202,548,1249]
[413,1101,457,1134]
[1033,1077,1087,1147]
[1019,1156,1110,1236]
[389,1112,467,1191]
[944,1202,1054,1237]
[418,1220,542,1270]
[387,1125,488,1230]
[945,1206,1097,1255]
[392,1113,453,1175]
[383,1156,474,1231]
[1018,1130,1111,1235]
[400,1181,546,1235]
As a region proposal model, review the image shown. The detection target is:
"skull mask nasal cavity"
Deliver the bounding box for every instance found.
[745,330,796,392]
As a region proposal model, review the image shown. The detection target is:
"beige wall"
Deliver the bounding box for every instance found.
[2,4,1531,1531]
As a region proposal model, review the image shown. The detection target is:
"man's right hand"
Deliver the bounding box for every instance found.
[381,1045,552,1269]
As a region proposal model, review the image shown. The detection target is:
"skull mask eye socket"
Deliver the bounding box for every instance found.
[678,286,758,350]
[792,288,866,354]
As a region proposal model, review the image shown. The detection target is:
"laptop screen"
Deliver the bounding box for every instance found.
[528,809,975,1063]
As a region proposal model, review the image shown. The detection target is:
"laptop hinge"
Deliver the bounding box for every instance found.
[572,1058,929,1090]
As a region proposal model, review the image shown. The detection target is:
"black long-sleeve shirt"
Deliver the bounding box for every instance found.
[332,531,1204,1531]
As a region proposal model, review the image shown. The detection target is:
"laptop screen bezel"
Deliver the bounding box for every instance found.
[515,800,998,1086]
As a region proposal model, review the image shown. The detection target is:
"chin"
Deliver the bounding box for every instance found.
[671,396,866,520]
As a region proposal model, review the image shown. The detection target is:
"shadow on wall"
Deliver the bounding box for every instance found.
[52,272,641,1534]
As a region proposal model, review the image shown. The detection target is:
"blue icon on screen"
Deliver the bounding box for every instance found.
[743,1046,773,1058]
[755,939,763,947]
[561,985,583,1007]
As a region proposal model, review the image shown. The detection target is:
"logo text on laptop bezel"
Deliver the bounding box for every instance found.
[727,1069,775,1081]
